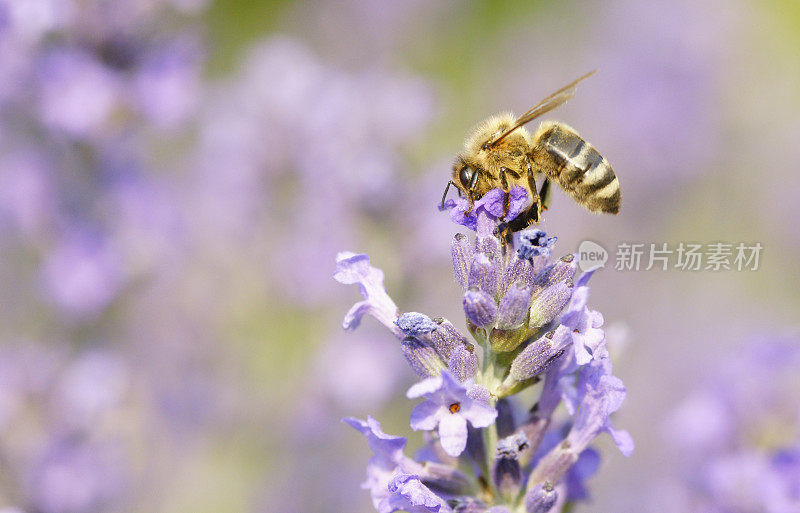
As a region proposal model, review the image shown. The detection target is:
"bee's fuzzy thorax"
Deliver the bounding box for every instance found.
[462,112,531,155]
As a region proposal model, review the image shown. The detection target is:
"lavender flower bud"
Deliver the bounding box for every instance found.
[448,345,478,382]
[451,233,473,290]
[452,498,488,513]
[528,441,578,489]
[401,338,446,377]
[525,482,558,513]
[528,280,573,329]
[430,318,468,361]
[463,287,497,327]
[396,312,438,336]
[510,328,570,381]
[495,398,516,438]
[493,433,528,496]
[497,281,532,329]
[468,252,499,297]
[420,462,474,496]
[534,254,577,291]
[499,255,534,296]
[465,424,486,474]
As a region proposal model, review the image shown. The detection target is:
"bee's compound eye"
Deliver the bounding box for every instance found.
[459,167,474,186]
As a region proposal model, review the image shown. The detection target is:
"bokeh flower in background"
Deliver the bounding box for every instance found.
[0,0,222,510]
[187,35,435,304]
[0,343,146,512]
[653,336,800,513]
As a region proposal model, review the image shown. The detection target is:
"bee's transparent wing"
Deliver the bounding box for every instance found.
[488,70,596,147]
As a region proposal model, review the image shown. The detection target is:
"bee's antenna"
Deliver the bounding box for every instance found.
[440,181,457,210]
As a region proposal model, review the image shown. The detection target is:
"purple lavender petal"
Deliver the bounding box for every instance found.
[517,229,558,261]
[445,187,531,231]
[566,359,633,456]
[409,401,442,432]
[407,371,497,457]
[344,416,415,511]
[407,376,446,399]
[381,473,449,513]
[334,252,401,337]
[564,448,600,501]
[458,403,498,430]
[438,413,469,457]
[344,416,407,464]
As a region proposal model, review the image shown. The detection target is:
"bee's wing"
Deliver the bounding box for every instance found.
[488,70,596,147]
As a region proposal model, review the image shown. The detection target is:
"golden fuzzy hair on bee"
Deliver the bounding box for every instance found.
[462,112,531,156]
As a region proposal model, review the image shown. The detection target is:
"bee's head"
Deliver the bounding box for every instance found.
[454,160,479,191]
[440,159,480,211]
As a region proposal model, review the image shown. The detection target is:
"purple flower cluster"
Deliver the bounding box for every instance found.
[337,188,632,512]
[663,337,800,513]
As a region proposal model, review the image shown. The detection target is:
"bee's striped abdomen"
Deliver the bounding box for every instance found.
[538,123,620,214]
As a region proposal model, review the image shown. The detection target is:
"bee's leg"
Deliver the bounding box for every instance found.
[463,171,480,216]
[524,161,542,222]
[463,195,476,216]
[499,167,514,219]
[539,178,552,212]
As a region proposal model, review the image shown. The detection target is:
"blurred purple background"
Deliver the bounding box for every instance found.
[0,0,798,511]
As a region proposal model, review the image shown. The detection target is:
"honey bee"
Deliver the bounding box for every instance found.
[442,71,620,232]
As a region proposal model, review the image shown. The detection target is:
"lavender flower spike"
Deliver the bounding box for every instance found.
[407,371,497,457]
[340,186,631,512]
[335,252,401,338]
